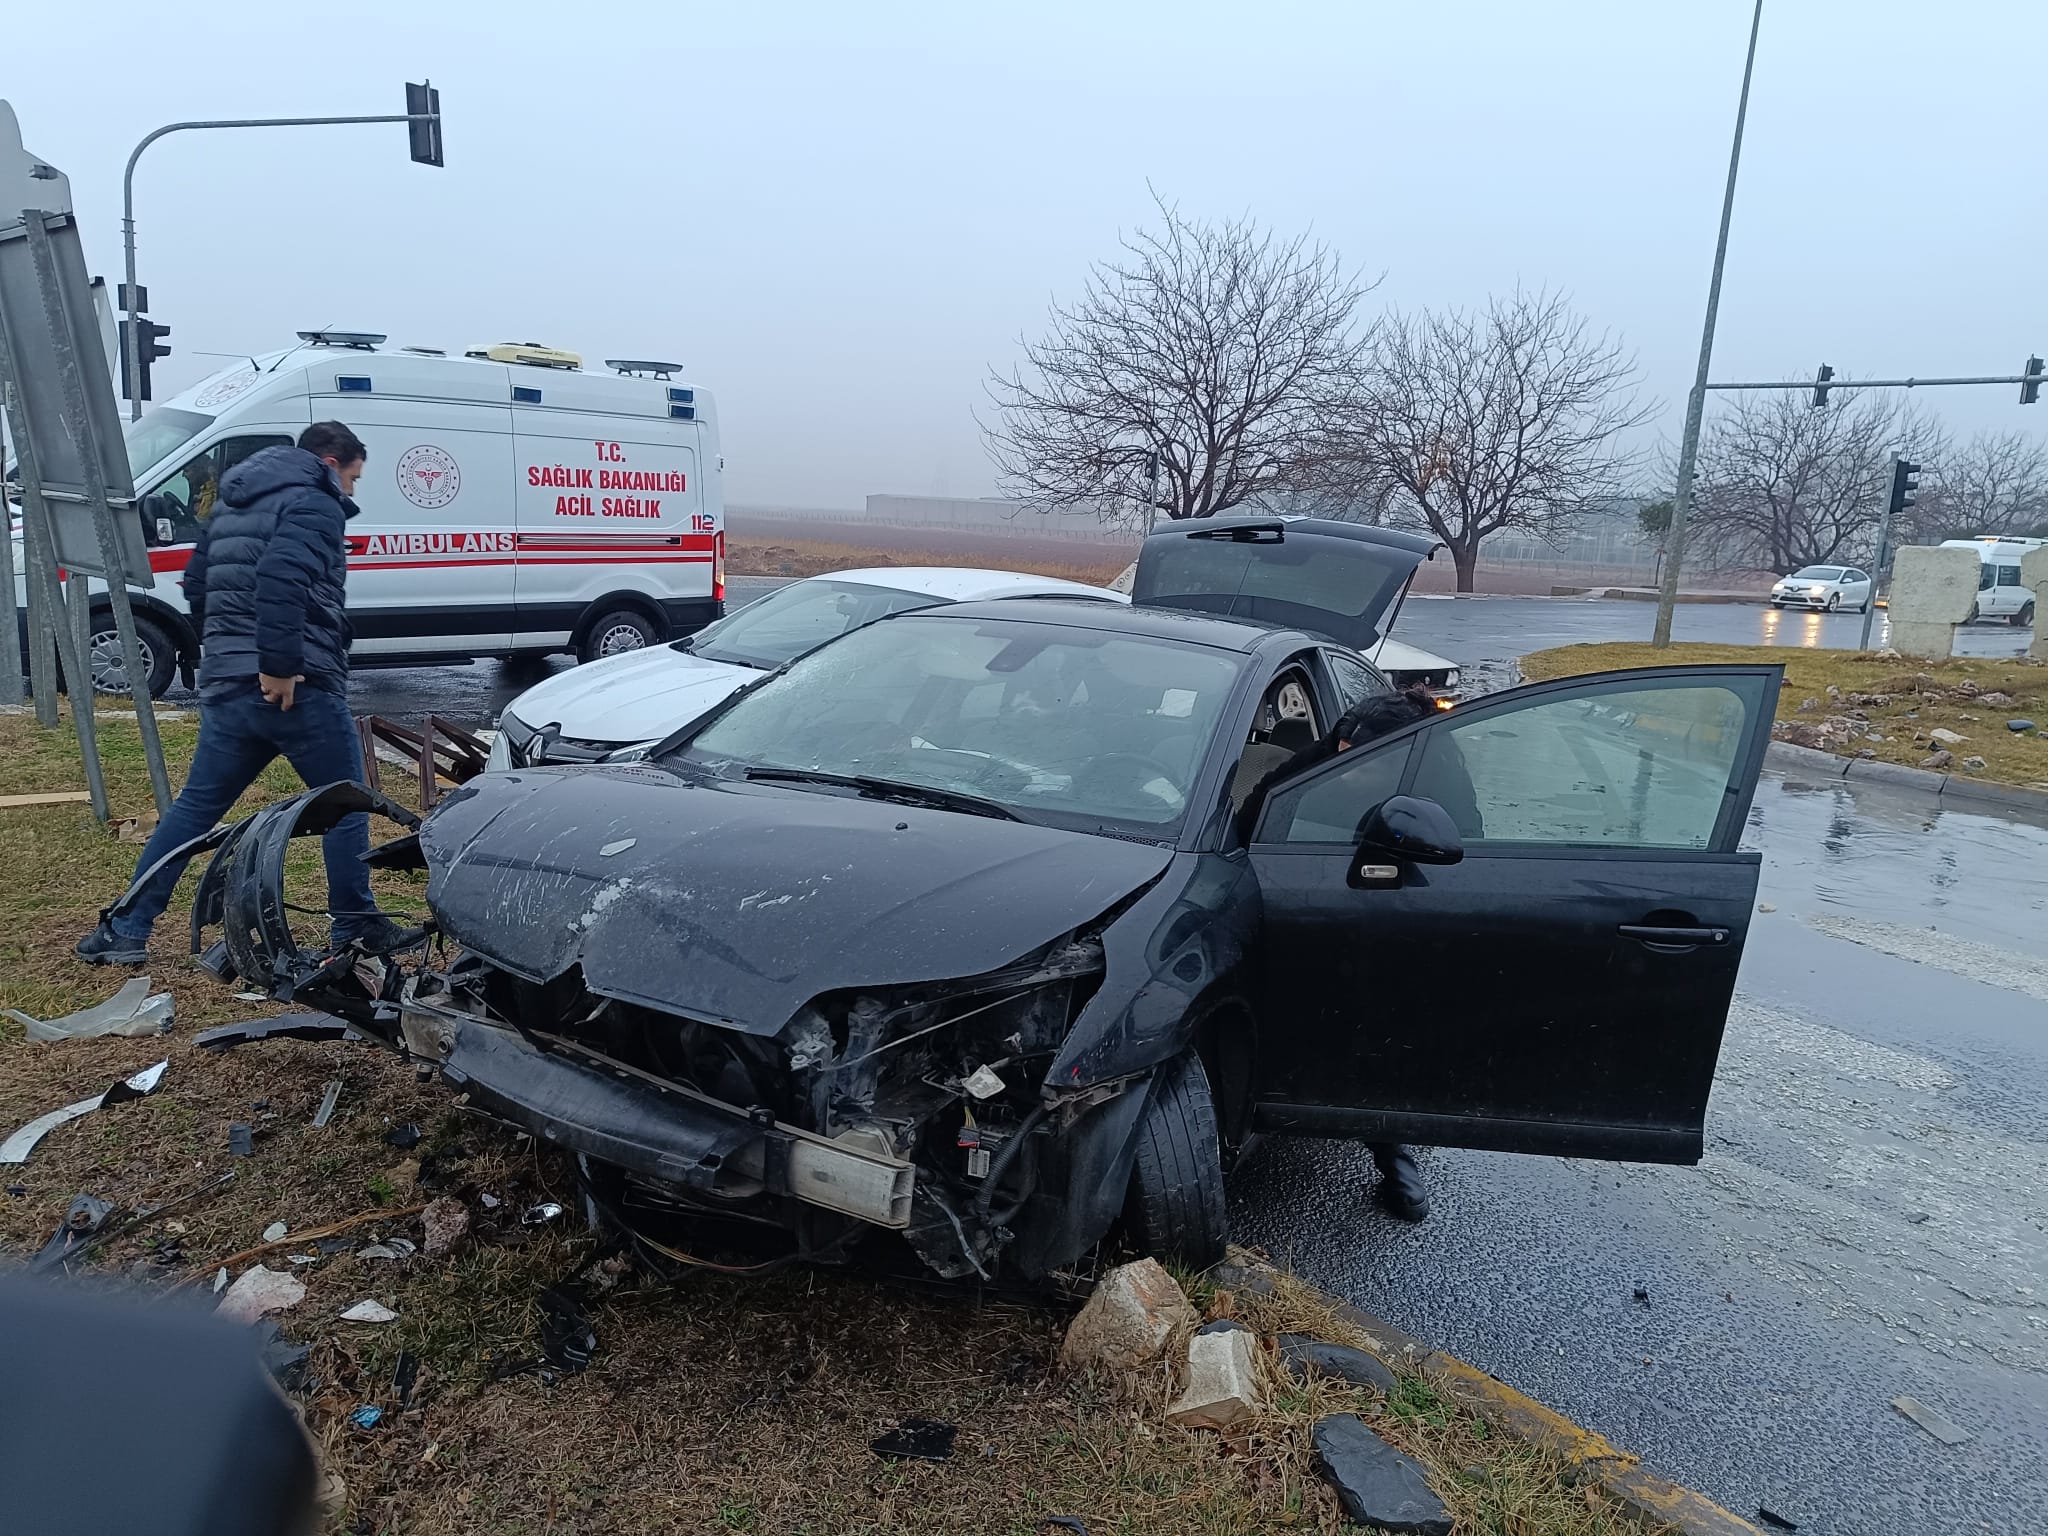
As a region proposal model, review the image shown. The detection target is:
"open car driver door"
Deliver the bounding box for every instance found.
[1243,665,1781,1164]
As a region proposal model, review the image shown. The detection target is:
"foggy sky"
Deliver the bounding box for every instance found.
[9,0,2044,508]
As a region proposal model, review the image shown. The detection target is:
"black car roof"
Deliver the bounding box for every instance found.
[909,596,1323,655]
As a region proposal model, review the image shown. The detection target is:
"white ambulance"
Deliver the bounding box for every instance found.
[10,331,725,696]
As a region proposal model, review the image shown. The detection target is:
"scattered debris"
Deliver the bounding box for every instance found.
[383,1122,423,1150]
[0,1059,169,1165]
[871,1418,957,1462]
[261,1221,288,1243]
[356,1244,401,1261]
[288,1253,318,1265]
[479,1192,502,1209]
[522,1200,565,1226]
[1919,750,1954,771]
[1039,1521,1089,1536]
[1891,1394,1970,1445]
[1312,1414,1453,1536]
[422,1196,470,1257]
[393,1350,420,1409]
[113,810,159,844]
[348,1406,383,1430]
[174,1202,429,1289]
[217,1265,308,1324]
[232,990,268,1002]
[1929,728,1967,746]
[1757,1504,1801,1530]
[1633,1286,1650,1305]
[4,976,173,1041]
[1277,1335,1398,1397]
[1961,755,1987,772]
[255,1323,311,1391]
[340,1299,398,1324]
[311,1081,343,1130]
[194,1014,357,1051]
[0,790,91,808]
[213,1268,228,1294]
[1166,1321,1266,1431]
[538,1286,597,1372]
[1059,1258,1197,1375]
[1757,902,1777,913]
[598,837,636,857]
[32,1195,114,1270]
[227,1122,255,1157]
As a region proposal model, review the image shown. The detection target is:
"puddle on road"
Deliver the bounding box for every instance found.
[1746,773,2048,963]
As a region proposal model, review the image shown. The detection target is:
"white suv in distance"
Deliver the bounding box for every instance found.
[1769,565,1872,613]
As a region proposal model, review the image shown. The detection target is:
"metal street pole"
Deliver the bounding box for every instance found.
[122,103,441,420]
[1652,0,1765,648]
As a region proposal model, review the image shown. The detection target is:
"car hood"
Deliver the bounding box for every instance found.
[501,646,758,744]
[419,767,1175,1034]
[1365,636,1456,674]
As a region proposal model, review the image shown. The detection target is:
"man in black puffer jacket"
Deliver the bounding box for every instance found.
[78,423,393,964]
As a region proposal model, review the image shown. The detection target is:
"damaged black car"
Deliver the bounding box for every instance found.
[172,519,1782,1283]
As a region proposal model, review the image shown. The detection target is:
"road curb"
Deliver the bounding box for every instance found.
[1765,739,2048,814]
[1215,1259,1763,1536]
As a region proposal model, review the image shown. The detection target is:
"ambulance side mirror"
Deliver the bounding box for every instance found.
[155,517,176,546]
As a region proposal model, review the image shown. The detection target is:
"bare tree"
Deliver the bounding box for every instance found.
[1685,387,1947,573]
[1329,290,1651,591]
[983,198,1374,525]
[1916,430,2048,542]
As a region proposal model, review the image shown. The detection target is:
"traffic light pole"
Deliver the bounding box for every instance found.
[121,102,441,419]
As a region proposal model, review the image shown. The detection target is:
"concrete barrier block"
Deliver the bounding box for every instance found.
[2024,547,2047,661]
[1888,546,1981,658]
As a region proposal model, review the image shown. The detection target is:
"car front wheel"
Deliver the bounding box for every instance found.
[577,607,661,664]
[1122,1051,1228,1269]
[2014,602,2034,628]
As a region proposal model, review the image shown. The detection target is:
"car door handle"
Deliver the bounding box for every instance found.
[1618,923,1729,947]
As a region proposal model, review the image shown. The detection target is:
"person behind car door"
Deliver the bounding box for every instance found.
[1263,685,1440,1221]
[76,422,398,966]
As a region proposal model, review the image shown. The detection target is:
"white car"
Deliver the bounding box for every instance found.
[488,567,1122,767]
[1769,565,1873,613]
[488,565,1469,769]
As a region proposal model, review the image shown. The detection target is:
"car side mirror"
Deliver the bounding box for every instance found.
[155,516,176,546]
[1360,795,1464,865]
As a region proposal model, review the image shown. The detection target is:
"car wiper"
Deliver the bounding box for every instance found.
[742,767,1027,822]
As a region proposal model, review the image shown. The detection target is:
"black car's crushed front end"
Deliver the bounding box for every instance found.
[178,771,1209,1283]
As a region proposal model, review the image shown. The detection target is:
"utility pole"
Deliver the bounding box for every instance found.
[122,84,444,419]
[1861,457,1919,651]
[1652,0,1764,648]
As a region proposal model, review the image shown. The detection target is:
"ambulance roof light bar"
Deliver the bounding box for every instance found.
[607,358,684,379]
[296,330,387,349]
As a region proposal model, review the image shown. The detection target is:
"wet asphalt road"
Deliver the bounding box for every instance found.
[150,581,2043,1528]
[1231,773,2048,1536]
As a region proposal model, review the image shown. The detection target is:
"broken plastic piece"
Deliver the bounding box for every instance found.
[962,1064,1005,1100]
[0,1060,169,1166]
[262,1221,288,1243]
[393,1350,419,1409]
[228,1122,255,1157]
[348,1406,382,1430]
[383,1122,423,1150]
[356,1244,400,1262]
[1041,1521,1090,1536]
[311,1081,342,1130]
[870,1418,956,1462]
[523,1201,565,1227]
[31,1195,114,1270]
[340,1299,398,1324]
[4,976,174,1042]
[598,837,636,857]
[256,1322,312,1391]
[194,1014,359,1051]
[1892,1394,1970,1445]
[539,1286,597,1373]
[217,1265,308,1324]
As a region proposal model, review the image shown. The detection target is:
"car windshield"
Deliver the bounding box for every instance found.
[683,578,938,670]
[123,407,215,480]
[673,613,1247,832]
[1791,566,1844,580]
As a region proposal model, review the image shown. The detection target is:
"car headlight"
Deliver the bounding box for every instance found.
[491,711,536,770]
[603,741,656,764]
[484,731,513,773]
[1807,585,1829,595]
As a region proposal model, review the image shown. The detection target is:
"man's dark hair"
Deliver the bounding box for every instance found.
[298,421,367,466]
[1334,686,1435,746]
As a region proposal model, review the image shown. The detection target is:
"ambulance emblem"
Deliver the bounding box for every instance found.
[396,444,462,509]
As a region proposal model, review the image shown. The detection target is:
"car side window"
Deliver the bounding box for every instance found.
[1260,737,1415,844]
[1996,563,2021,587]
[1845,569,1866,583]
[1979,564,1996,591]
[1411,678,1764,849]
[144,434,290,546]
[1325,651,1380,710]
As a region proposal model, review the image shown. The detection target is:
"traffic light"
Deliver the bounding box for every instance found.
[1811,363,1835,409]
[406,81,444,168]
[2023,356,2044,406]
[117,316,172,402]
[1887,457,1920,519]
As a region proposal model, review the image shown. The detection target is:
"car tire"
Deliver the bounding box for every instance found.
[1122,1050,1228,1270]
[577,607,661,664]
[69,611,178,699]
[1770,600,1784,609]
[2013,602,2034,628]
[1826,593,1840,612]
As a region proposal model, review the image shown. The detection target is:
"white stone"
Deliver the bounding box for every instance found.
[340,1299,398,1324]
[1166,1323,1267,1431]
[216,1264,306,1324]
[1059,1258,1197,1375]
[1929,728,1967,746]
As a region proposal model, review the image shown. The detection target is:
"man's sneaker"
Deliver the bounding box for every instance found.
[332,916,425,956]
[76,920,149,967]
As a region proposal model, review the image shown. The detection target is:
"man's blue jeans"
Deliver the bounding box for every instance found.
[110,683,379,944]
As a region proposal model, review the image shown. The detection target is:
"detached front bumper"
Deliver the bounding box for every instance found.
[430,1011,916,1230]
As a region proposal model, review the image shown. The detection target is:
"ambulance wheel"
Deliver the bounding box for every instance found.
[80,612,178,698]
[578,608,661,663]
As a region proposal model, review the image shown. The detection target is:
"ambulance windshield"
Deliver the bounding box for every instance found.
[123,408,214,481]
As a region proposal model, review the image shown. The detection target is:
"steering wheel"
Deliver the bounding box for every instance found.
[1073,752,1185,811]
